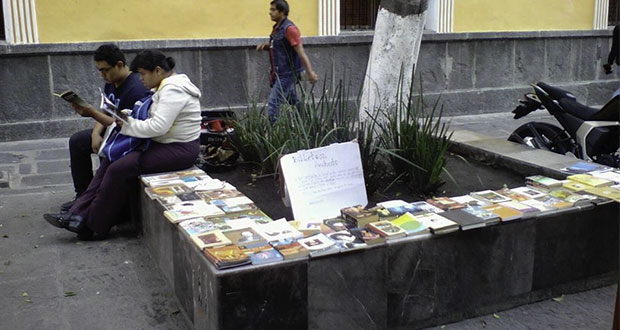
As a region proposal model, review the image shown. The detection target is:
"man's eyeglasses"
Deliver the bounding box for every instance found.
[97,66,113,73]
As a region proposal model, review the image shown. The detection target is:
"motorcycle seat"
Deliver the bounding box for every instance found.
[537,82,576,100]
[558,98,602,120]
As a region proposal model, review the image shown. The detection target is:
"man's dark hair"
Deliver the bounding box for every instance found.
[93,43,126,66]
[130,49,175,72]
[270,0,289,16]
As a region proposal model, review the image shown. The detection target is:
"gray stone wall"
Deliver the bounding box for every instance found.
[0,29,615,142]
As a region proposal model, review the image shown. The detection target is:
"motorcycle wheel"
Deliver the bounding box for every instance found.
[508,122,577,156]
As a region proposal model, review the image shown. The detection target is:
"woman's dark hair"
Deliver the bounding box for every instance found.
[270,0,289,16]
[94,43,126,66]
[130,49,175,72]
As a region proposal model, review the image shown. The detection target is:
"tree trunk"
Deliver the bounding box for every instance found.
[359,0,428,119]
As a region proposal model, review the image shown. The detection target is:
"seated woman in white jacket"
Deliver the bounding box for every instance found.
[44,49,202,239]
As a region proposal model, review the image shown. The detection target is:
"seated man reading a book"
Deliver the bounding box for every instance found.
[60,44,150,212]
[44,49,202,240]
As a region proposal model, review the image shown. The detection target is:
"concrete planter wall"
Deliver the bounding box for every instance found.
[0,29,615,142]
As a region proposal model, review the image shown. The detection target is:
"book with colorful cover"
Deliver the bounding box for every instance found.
[323,217,351,232]
[567,174,614,188]
[535,195,574,209]
[482,204,523,221]
[470,190,513,204]
[145,184,191,199]
[190,230,232,250]
[254,218,303,242]
[525,175,563,190]
[425,197,467,211]
[450,195,492,207]
[222,227,268,249]
[248,248,283,265]
[519,198,557,214]
[441,209,487,230]
[414,212,460,234]
[460,205,500,225]
[163,200,226,223]
[204,245,251,269]
[562,161,604,174]
[178,218,222,236]
[348,227,386,245]
[562,180,590,192]
[389,212,430,237]
[297,233,339,257]
[295,219,323,236]
[270,239,309,260]
[198,188,244,201]
[498,201,540,218]
[583,186,620,202]
[367,220,407,240]
[341,205,379,227]
[548,188,594,207]
[327,230,368,251]
[494,188,531,202]
[408,201,445,214]
[510,186,548,199]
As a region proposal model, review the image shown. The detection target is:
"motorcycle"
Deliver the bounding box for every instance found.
[508,82,619,167]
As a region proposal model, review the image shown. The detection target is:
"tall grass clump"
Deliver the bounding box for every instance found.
[374,69,453,194]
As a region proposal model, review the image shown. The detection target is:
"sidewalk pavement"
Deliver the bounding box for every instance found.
[0,112,617,330]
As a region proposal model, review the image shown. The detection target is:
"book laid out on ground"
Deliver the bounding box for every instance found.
[270,239,309,260]
[470,190,513,204]
[294,219,323,236]
[163,200,225,223]
[145,184,191,199]
[248,248,284,265]
[297,233,339,257]
[525,175,563,191]
[414,212,459,234]
[204,245,251,269]
[535,195,573,209]
[190,230,232,250]
[254,218,303,242]
[482,204,523,222]
[366,220,407,240]
[562,180,590,192]
[510,186,548,199]
[389,212,431,237]
[441,209,487,231]
[198,188,243,201]
[323,217,352,232]
[460,205,501,226]
[425,197,466,211]
[518,198,557,215]
[566,174,614,188]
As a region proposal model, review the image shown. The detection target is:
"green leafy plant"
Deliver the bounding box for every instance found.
[375,69,453,194]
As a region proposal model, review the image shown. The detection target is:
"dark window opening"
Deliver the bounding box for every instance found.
[340,0,380,31]
[0,5,5,40]
[610,0,619,26]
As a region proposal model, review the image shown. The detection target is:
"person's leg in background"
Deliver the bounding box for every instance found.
[63,129,95,210]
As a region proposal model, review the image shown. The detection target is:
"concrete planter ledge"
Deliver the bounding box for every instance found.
[140,183,618,330]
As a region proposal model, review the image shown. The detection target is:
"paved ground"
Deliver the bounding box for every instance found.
[0,112,617,330]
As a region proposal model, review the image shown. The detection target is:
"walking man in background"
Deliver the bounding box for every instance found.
[256,0,318,122]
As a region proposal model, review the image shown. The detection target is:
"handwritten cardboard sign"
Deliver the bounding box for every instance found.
[280,141,368,220]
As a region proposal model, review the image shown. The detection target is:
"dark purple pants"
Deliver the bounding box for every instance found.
[69,139,200,234]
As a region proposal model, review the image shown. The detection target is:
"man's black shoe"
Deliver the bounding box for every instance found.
[43,213,85,233]
[60,197,78,212]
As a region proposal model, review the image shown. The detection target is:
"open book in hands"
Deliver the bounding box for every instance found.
[53,90,91,108]
[99,88,129,125]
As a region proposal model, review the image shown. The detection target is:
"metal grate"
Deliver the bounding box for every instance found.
[340,0,380,31]
[610,0,619,25]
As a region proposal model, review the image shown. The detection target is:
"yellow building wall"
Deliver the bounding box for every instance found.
[35,0,318,43]
[453,0,595,32]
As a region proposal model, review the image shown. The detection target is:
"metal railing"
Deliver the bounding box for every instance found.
[340,0,380,31]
